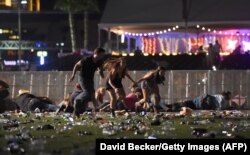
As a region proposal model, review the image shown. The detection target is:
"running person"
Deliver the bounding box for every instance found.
[104,57,136,117]
[69,47,105,118]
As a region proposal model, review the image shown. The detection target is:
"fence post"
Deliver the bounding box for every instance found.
[203,72,207,95]
[133,71,136,82]
[231,71,235,96]
[169,70,174,105]
[221,72,224,91]
[11,74,16,98]
[46,73,51,97]
[195,72,198,96]
[239,72,243,107]
[29,73,33,94]
[185,72,189,99]
[246,70,250,108]
[207,70,211,95]
[64,73,68,98]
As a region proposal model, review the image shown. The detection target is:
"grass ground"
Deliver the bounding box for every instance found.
[0,111,250,154]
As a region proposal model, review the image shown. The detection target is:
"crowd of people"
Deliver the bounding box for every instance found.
[0,47,248,118]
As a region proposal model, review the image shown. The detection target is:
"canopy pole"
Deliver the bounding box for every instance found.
[107,28,111,53]
[116,34,119,51]
[127,36,131,53]
[98,26,101,47]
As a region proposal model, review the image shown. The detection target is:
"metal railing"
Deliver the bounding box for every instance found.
[0,70,249,107]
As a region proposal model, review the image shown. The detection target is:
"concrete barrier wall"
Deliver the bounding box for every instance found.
[1,70,249,107]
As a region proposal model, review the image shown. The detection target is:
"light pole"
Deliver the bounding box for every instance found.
[196,25,200,50]
[18,0,22,70]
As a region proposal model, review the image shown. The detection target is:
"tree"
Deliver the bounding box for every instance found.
[55,0,78,53]
[76,0,99,50]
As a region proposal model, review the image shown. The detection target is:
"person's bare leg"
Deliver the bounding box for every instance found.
[91,92,97,118]
[107,90,117,117]
[117,88,127,110]
[152,86,160,115]
[135,88,149,113]
[152,93,160,114]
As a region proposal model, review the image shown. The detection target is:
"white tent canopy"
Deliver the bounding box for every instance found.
[99,0,250,53]
[100,0,250,33]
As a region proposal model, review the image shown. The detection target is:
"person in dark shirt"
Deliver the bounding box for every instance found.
[0,80,10,113]
[0,80,9,100]
[69,47,106,118]
[134,46,143,56]
[15,90,36,112]
[16,89,58,112]
[0,80,20,113]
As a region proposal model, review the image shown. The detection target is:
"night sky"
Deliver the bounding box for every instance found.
[40,0,56,11]
[40,0,107,12]
[0,0,107,23]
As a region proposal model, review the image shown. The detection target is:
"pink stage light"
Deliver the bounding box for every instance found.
[153,38,156,54]
[226,39,238,51]
[243,41,250,51]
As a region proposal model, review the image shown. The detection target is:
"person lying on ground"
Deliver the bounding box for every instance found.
[166,91,233,111]
[99,86,142,112]
[15,89,59,112]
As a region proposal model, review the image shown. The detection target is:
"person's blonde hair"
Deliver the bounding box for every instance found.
[103,57,126,71]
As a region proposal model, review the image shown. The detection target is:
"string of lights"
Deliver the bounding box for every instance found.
[123,25,180,37]
[117,24,250,56]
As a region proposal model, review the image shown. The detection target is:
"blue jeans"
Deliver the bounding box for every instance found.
[70,90,82,105]
[74,78,95,115]
[45,104,59,112]
[28,98,59,112]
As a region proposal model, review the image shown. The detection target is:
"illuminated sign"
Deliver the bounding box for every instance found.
[4,60,28,66]
[37,51,48,65]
